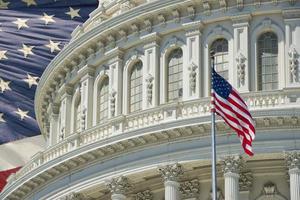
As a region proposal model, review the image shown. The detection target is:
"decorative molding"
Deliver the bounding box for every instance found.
[288,46,299,83]
[110,89,117,117]
[135,189,153,200]
[203,1,211,16]
[236,52,246,86]
[144,19,152,32]
[158,163,184,182]
[256,182,287,200]
[179,179,200,198]
[187,6,195,20]
[239,171,253,191]
[188,63,197,93]
[105,176,131,195]
[146,74,154,104]
[172,9,180,23]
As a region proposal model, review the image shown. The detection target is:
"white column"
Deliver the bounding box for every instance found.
[285,151,300,200]
[80,71,94,130]
[224,172,239,200]
[232,15,251,92]
[105,176,131,200]
[165,181,180,200]
[158,163,184,200]
[221,155,243,200]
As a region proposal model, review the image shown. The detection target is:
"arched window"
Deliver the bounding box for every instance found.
[130,61,143,113]
[257,32,278,91]
[167,48,183,102]
[211,39,229,80]
[98,77,109,122]
[74,97,81,132]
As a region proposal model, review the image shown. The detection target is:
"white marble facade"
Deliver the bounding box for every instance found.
[1,0,300,200]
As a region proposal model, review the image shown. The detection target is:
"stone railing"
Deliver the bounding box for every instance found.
[5,89,300,188]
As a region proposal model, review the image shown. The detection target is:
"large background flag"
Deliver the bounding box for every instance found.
[211,68,255,156]
[0,0,98,192]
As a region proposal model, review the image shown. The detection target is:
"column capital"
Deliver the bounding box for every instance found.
[179,179,200,199]
[135,189,153,200]
[158,163,184,182]
[285,151,300,170]
[105,176,131,195]
[221,155,244,174]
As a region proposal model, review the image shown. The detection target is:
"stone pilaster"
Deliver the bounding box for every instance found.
[158,163,184,200]
[183,22,203,99]
[221,155,243,200]
[48,103,59,146]
[231,14,251,92]
[59,90,72,138]
[142,33,161,108]
[179,179,200,200]
[285,151,300,200]
[79,69,94,130]
[106,176,131,200]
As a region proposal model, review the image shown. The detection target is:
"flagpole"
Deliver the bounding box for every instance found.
[210,50,217,200]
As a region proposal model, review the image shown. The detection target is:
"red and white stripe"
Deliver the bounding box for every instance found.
[212,89,255,156]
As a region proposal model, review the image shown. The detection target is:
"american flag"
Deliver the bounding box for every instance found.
[0,0,98,145]
[211,68,255,156]
[0,0,97,191]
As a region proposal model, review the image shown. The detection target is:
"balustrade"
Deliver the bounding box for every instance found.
[6,89,300,188]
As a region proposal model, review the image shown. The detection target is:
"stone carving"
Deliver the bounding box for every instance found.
[146,74,154,104]
[158,14,166,26]
[236,52,246,86]
[284,151,300,170]
[158,163,184,182]
[263,182,276,195]
[239,171,253,191]
[80,108,86,131]
[61,192,84,200]
[188,63,198,93]
[221,155,243,174]
[131,23,139,35]
[208,188,224,200]
[144,19,152,32]
[179,179,200,198]
[107,35,116,49]
[203,1,211,16]
[135,189,153,200]
[237,0,244,10]
[172,9,180,23]
[187,6,195,20]
[110,89,117,117]
[120,0,135,13]
[105,176,131,195]
[288,46,299,83]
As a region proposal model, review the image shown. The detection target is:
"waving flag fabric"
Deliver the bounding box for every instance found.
[0,0,98,192]
[211,68,255,156]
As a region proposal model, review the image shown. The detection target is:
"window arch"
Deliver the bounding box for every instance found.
[74,96,81,133]
[167,48,183,102]
[129,61,143,113]
[257,32,278,91]
[210,38,229,80]
[98,77,109,123]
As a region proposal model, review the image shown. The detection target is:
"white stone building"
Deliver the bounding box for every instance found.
[1,0,300,199]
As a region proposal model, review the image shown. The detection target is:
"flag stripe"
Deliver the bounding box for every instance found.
[212,68,255,156]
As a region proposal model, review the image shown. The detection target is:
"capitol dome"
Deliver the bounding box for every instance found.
[1,0,300,199]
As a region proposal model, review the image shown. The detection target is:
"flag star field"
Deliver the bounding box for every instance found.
[0,0,98,145]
